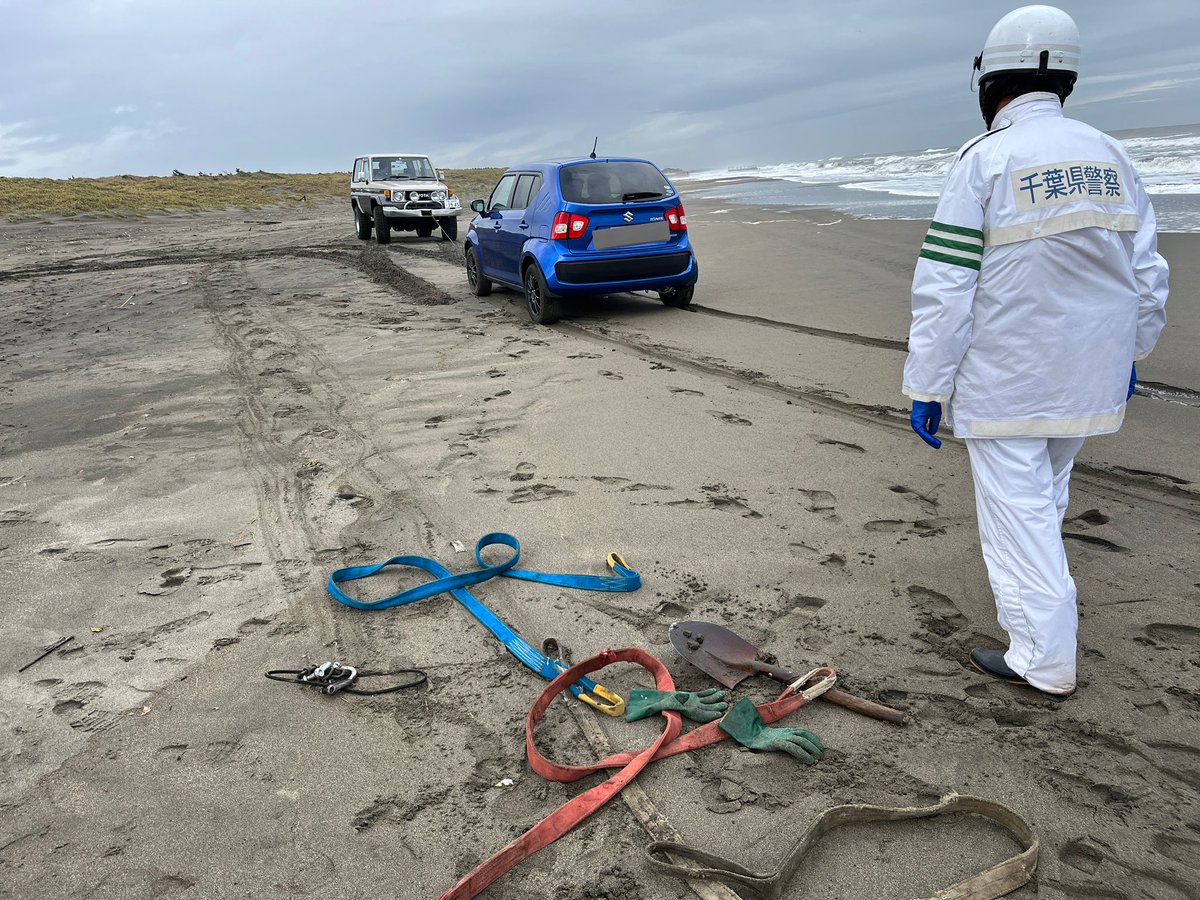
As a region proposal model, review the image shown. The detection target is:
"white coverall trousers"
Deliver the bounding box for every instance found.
[964,435,1086,694]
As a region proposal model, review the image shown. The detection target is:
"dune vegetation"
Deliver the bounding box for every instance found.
[0,168,505,218]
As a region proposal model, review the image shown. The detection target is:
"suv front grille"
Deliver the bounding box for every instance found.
[391,190,443,209]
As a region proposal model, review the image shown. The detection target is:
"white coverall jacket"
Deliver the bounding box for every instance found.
[902,93,1168,436]
[901,93,1169,694]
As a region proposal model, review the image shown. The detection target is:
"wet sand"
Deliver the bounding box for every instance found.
[0,194,1197,898]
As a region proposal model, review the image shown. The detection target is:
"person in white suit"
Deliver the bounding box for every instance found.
[902,5,1169,696]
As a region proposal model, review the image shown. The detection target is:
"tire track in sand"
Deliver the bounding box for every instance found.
[196,257,430,645]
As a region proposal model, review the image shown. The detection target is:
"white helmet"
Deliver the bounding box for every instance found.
[974,5,1080,86]
[972,5,1080,125]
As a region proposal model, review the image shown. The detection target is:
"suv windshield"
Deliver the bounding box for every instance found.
[371,156,436,181]
[559,161,673,204]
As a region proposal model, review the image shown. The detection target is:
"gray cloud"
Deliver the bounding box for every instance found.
[0,0,1197,178]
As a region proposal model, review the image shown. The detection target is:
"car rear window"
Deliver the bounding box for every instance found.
[559,162,673,204]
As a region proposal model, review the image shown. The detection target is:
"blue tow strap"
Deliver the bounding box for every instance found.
[326,532,640,714]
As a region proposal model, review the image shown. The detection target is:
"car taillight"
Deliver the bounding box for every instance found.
[551,210,590,240]
[666,204,688,232]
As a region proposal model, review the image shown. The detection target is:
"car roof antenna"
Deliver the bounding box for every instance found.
[589,137,598,160]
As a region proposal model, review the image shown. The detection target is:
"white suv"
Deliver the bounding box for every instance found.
[351,153,461,244]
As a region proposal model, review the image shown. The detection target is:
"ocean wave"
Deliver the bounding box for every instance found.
[682,124,1200,199]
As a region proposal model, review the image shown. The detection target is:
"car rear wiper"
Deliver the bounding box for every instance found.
[622,191,664,201]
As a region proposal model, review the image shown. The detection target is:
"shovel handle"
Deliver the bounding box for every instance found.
[749,661,908,726]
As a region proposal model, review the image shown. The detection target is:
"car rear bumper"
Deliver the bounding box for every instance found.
[547,251,696,294]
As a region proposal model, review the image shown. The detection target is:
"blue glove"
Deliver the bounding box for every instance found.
[1127,363,1137,401]
[910,400,942,449]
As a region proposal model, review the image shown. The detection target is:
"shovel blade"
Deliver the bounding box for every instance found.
[669,620,757,689]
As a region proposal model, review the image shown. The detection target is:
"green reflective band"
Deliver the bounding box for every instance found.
[924,234,983,255]
[929,221,984,241]
[920,248,981,270]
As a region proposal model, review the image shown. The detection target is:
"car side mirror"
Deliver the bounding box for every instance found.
[437,169,445,180]
[470,199,486,214]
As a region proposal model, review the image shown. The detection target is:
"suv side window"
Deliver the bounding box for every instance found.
[489,174,518,211]
[511,174,537,210]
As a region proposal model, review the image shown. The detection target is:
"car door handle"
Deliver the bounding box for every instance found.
[492,223,503,230]
[518,222,529,230]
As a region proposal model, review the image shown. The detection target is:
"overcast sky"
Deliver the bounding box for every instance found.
[2,0,1198,179]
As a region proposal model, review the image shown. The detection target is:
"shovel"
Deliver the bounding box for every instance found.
[669,620,907,726]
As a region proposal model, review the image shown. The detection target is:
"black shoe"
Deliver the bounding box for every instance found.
[969,648,1075,699]
[969,648,1025,683]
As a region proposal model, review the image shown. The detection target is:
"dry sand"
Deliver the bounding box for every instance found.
[0,192,1197,899]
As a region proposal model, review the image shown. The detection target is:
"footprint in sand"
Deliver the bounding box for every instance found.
[669,387,704,397]
[1062,532,1128,553]
[137,566,193,596]
[865,519,949,537]
[424,415,448,429]
[1065,508,1110,527]
[795,489,836,512]
[510,462,536,482]
[818,438,865,453]
[508,483,574,503]
[599,370,624,380]
[709,411,752,426]
[888,485,939,507]
[781,592,827,611]
[1153,831,1200,867]
[1144,623,1200,648]
[907,585,967,637]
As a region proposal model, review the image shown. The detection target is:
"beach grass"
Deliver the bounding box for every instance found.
[0,168,506,218]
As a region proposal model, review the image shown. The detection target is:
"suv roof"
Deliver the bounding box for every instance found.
[505,156,655,170]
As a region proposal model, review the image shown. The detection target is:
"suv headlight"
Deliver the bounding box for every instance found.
[433,190,447,202]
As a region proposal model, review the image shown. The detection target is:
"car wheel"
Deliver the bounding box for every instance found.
[658,283,695,309]
[373,206,391,245]
[525,262,560,325]
[415,222,434,239]
[466,246,492,296]
[354,205,372,240]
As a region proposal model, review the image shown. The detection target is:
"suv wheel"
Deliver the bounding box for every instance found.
[658,284,695,309]
[373,207,391,245]
[525,262,560,325]
[354,205,372,240]
[466,246,492,296]
[440,217,458,241]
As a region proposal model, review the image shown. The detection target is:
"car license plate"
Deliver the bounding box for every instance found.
[593,220,669,250]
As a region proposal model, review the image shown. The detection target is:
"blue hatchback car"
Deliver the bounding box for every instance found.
[464,157,699,324]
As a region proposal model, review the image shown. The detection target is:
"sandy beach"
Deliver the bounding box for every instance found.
[1,189,1197,898]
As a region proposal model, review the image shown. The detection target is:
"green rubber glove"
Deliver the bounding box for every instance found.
[625,688,730,723]
[718,697,824,764]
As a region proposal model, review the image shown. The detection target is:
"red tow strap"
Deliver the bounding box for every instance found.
[439,647,826,899]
